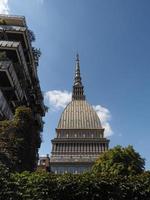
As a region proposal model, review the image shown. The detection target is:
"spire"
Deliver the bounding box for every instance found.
[72,54,85,100]
[74,53,82,86]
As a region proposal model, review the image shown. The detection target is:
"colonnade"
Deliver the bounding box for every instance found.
[52,142,108,154]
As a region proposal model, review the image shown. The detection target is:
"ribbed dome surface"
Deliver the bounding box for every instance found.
[57,100,102,129]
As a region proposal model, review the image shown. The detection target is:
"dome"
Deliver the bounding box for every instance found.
[57,100,102,129]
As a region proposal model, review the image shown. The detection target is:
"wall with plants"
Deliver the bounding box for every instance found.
[0,106,41,172]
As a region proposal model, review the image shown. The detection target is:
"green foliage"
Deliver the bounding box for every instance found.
[92,145,145,176]
[0,164,17,200]
[0,106,41,172]
[0,170,150,199]
[12,172,58,200]
[32,47,41,67]
[28,29,36,42]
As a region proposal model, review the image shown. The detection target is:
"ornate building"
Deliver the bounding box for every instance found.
[0,15,45,124]
[0,15,46,171]
[50,55,109,174]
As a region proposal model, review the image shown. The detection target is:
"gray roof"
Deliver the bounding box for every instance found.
[57,100,102,129]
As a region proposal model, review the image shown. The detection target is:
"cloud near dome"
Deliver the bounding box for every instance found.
[45,90,113,137]
[45,90,72,110]
[93,105,113,137]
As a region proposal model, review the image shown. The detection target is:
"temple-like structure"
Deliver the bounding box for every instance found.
[0,15,45,125]
[50,55,109,174]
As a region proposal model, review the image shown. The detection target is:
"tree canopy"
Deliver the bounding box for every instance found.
[92,145,145,176]
[0,106,41,172]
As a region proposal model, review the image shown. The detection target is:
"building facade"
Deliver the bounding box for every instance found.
[0,15,45,125]
[50,55,109,174]
[37,155,50,172]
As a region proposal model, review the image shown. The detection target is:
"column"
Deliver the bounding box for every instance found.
[87,143,89,153]
[102,143,104,152]
[90,143,92,152]
[70,143,72,153]
[55,144,58,155]
[75,143,78,153]
[62,143,64,154]
[93,143,96,154]
[81,143,84,153]
[100,143,102,152]
[77,143,80,153]
[68,143,70,153]
[66,143,68,153]
[79,143,81,153]
[58,143,60,154]
[60,143,62,152]
[85,143,87,153]
[97,143,99,153]
[64,143,66,153]
[73,143,75,154]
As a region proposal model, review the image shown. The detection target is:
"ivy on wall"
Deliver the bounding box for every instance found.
[0,106,41,172]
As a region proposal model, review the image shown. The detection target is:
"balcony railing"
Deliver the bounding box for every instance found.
[0,89,13,119]
[0,61,24,101]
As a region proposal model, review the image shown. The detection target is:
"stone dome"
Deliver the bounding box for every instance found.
[57,100,102,129]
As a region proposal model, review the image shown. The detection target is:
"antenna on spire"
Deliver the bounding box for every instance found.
[76,53,79,61]
[74,53,81,86]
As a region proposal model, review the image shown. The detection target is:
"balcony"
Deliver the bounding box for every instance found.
[0,40,32,84]
[0,61,24,101]
[0,18,38,79]
[0,89,13,119]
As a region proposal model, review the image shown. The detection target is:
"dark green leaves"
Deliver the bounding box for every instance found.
[0,171,150,200]
[92,145,145,176]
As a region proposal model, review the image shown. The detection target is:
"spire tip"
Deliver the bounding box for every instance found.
[76,53,79,61]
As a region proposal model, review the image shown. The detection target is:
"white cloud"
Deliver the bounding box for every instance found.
[93,105,113,137]
[45,90,71,110]
[45,90,113,137]
[0,0,10,14]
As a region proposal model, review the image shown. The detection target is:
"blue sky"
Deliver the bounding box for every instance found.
[1,0,150,169]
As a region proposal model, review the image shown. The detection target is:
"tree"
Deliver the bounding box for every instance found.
[0,106,41,172]
[28,29,36,42]
[92,145,145,176]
